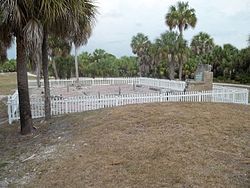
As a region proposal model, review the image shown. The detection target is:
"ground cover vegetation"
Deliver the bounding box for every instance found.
[0,103,249,187]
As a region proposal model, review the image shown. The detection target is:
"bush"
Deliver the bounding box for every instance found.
[235,74,250,84]
[55,56,74,79]
[0,59,16,72]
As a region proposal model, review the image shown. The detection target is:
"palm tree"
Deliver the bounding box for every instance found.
[221,44,238,79]
[42,1,97,119]
[1,1,35,134]
[148,43,161,77]
[24,19,43,88]
[71,21,95,84]
[209,45,223,77]
[92,49,115,63]
[0,9,12,64]
[165,1,197,37]
[1,0,97,133]
[27,0,97,120]
[156,31,179,80]
[131,33,151,76]
[165,1,197,79]
[176,37,189,80]
[48,36,72,79]
[191,32,214,56]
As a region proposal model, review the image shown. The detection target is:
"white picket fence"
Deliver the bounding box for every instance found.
[7,90,19,124]
[28,77,186,92]
[8,78,249,124]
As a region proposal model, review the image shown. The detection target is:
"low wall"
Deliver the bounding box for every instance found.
[186,72,213,92]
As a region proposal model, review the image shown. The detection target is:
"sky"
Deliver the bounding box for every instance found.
[7,0,250,59]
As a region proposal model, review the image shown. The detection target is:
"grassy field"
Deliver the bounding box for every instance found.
[0,103,249,187]
[0,73,18,95]
[0,72,36,95]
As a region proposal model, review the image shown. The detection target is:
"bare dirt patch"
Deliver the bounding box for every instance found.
[29,84,161,98]
[0,103,250,187]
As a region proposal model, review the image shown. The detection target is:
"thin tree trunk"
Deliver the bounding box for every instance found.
[36,52,41,88]
[36,64,41,88]
[74,44,79,84]
[16,33,33,135]
[169,62,175,80]
[179,26,183,38]
[51,58,59,79]
[0,42,8,64]
[178,52,185,81]
[42,27,51,120]
[168,54,175,80]
[138,57,142,77]
[179,62,183,80]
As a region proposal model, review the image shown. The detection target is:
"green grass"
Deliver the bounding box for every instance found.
[0,72,36,95]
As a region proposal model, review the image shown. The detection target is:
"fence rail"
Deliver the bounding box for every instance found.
[8,78,249,124]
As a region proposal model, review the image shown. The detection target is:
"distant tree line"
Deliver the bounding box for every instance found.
[1,32,250,84]
[50,48,139,79]
[130,32,250,84]
[130,1,250,84]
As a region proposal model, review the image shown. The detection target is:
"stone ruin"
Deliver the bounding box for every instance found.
[185,64,213,92]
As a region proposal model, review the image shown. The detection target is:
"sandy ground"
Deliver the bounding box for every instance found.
[0,102,249,187]
[29,84,162,98]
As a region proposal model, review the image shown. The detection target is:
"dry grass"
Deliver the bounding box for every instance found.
[0,73,18,95]
[0,72,35,95]
[0,103,250,187]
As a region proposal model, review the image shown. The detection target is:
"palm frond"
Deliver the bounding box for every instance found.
[23,18,43,55]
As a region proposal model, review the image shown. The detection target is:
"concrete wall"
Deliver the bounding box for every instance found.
[186,71,213,92]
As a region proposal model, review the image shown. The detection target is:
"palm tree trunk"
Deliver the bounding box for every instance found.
[74,44,79,84]
[42,27,51,120]
[169,62,175,80]
[51,58,59,79]
[179,62,183,80]
[178,26,184,81]
[179,25,184,38]
[36,53,41,88]
[16,33,33,135]
[0,42,8,64]
[168,55,175,80]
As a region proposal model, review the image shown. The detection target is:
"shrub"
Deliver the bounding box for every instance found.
[55,56,74,79]
[0,59,16,72]
[235,74,250,84]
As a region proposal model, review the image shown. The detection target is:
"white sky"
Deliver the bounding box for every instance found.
[7,0,250,58]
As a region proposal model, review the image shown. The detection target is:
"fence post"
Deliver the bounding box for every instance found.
[7,96,12,124]
[65,99,68,113]
[116,96,118,106]
[198,92,202,102]
[160,93,163,102]
[232,91,235,103]
[245,90,249,105]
